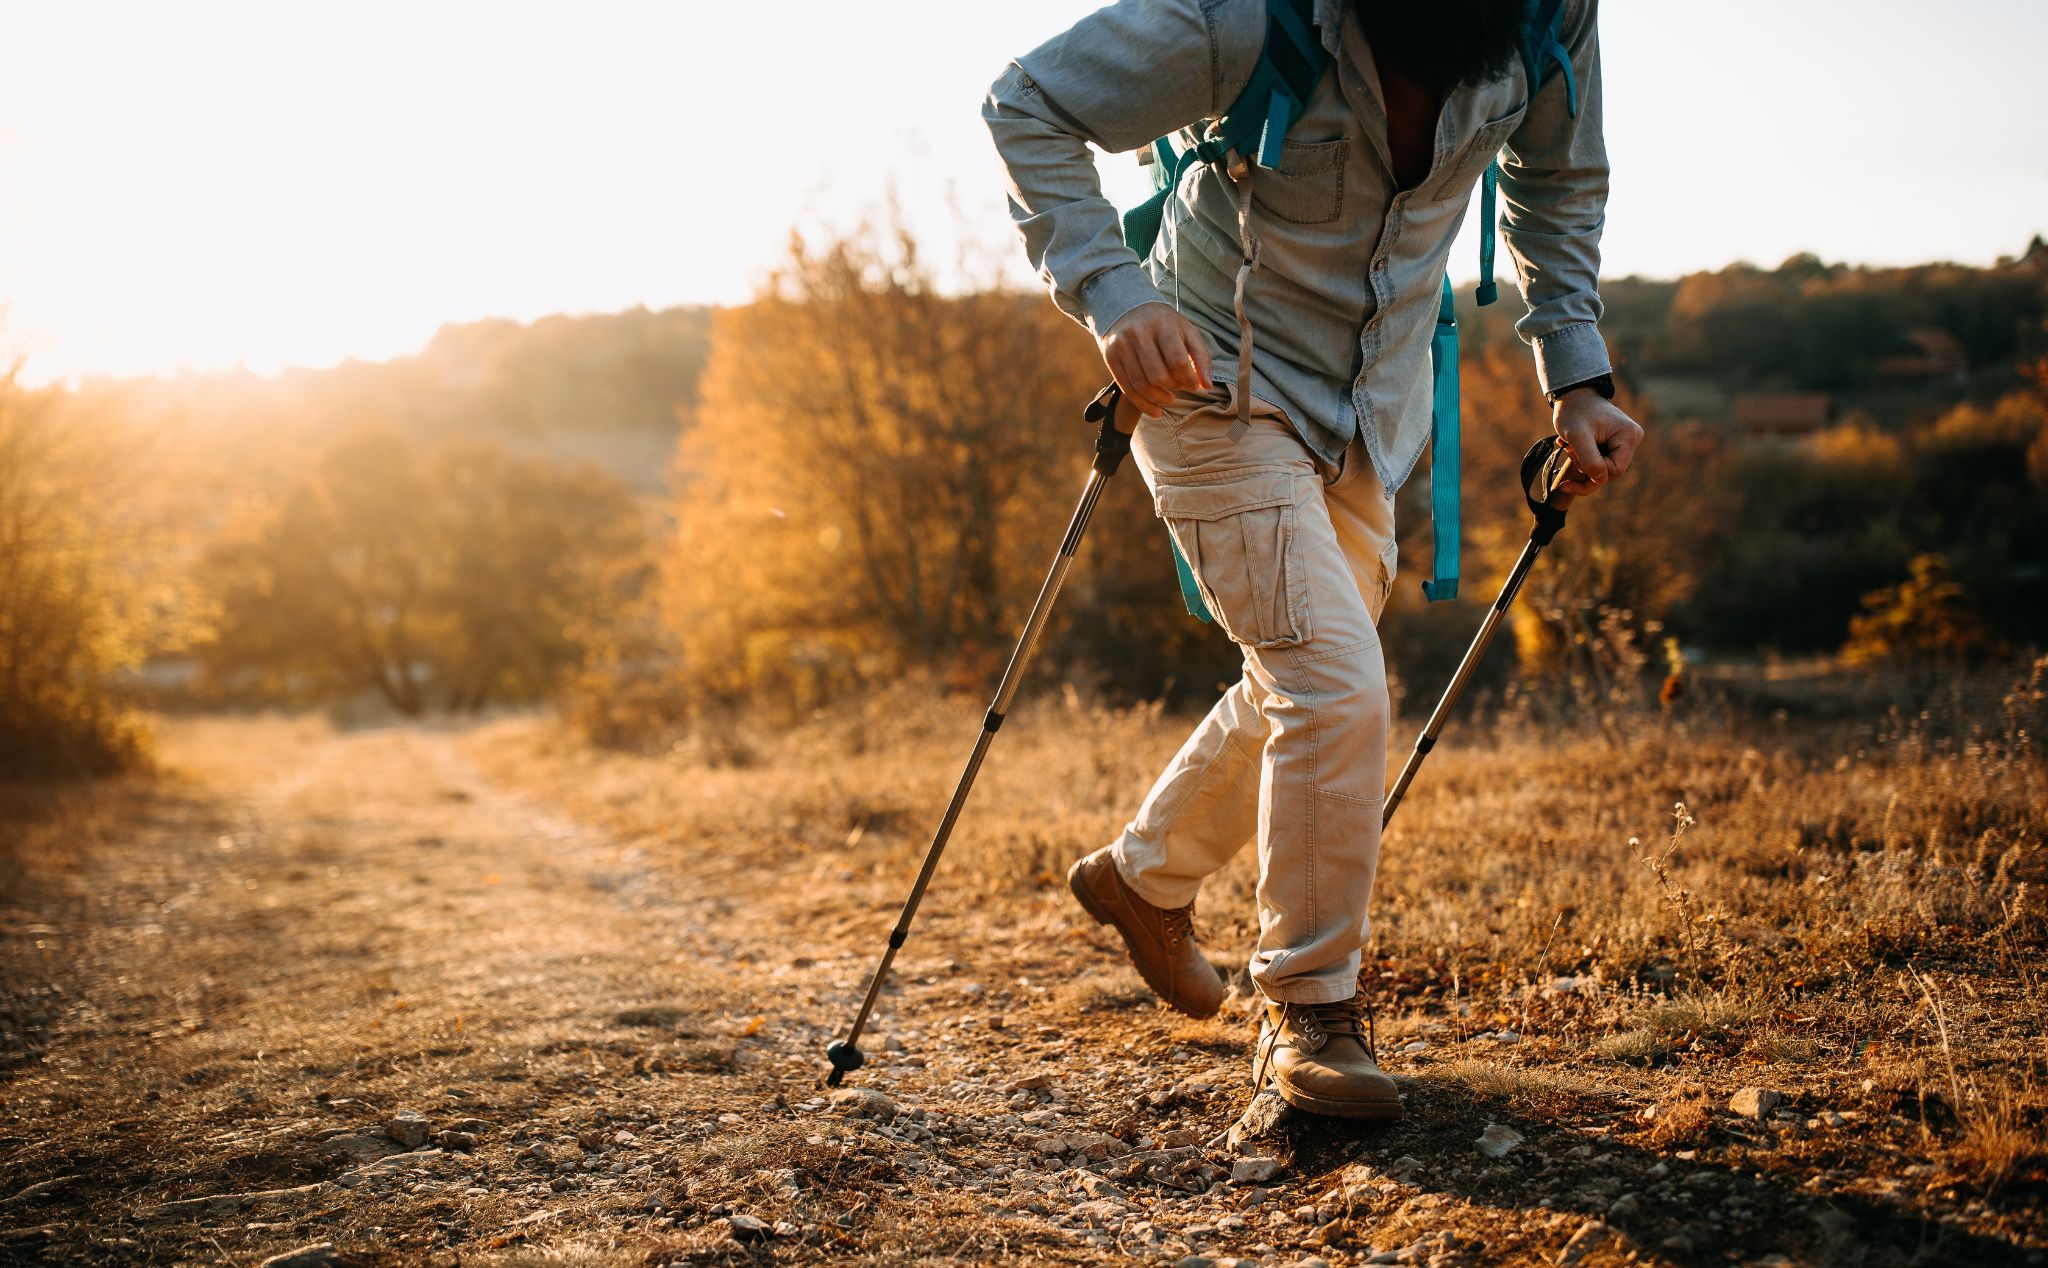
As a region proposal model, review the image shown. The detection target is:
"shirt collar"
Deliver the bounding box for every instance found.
[1312,0,1346,56]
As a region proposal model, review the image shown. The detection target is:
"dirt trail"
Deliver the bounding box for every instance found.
[1,718,2038,1266]
[2,718,773,1263]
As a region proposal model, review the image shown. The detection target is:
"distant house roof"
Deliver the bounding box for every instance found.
[1875,327,1968,379]
[1733,392,1833,436]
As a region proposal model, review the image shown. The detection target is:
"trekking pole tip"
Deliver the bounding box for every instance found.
[824,1040,864,1087]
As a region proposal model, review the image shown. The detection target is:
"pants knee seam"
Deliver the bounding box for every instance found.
[1311,784,1386,809]
[1297,635,1382,665]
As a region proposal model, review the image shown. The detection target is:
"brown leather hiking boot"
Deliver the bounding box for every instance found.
[1066,847,1227,1019]
[1254,996,1404,1120]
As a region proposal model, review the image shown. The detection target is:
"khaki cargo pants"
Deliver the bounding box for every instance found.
[1108,387,1396,1004]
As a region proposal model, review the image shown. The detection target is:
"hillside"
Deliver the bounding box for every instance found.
[50,305,713,496]
[1459,237,2048,430]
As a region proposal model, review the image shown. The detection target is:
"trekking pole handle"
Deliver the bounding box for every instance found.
[1521,436,1577,547]
[1085,383,1134,476]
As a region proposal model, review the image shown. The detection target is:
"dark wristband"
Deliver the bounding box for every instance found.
[1547,373,1615,402]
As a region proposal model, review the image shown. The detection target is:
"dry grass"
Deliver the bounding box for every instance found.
[461,662,2048,1232]
[1641,993,1760,1038]
[1,664,2043,1264]
[1594,1026,1673,1067]
[1954,1093,2048,1192]
[1431,1058,1610,1112]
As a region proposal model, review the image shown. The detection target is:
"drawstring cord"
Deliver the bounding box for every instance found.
[1226,150,1259,443]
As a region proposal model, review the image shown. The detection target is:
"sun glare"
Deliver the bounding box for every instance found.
[1,0,2042,383]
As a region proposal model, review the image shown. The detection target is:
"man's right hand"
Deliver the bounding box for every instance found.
[1098,302,1213,419]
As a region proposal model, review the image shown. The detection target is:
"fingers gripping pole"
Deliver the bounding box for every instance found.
[827,393,1132,1086]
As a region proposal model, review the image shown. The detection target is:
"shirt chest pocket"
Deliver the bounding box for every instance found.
[1249,138,1349,226]
[1429,110,1522,203]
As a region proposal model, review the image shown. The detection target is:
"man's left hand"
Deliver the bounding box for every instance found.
[1551,389,1644,497]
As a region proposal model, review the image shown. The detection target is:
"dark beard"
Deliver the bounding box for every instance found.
[1351,0,1529,93]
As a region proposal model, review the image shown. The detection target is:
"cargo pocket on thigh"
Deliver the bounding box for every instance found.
[1154,468,1311,649]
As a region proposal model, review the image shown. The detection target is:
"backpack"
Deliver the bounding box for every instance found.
[1122,0,1577,618]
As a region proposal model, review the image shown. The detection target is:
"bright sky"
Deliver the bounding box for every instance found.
[3,0,2044,385]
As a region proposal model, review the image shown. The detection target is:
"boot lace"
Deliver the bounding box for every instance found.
[1289,995,1380,1060]
[1252,994,1380,1091]
[1162,901,1196,948]
[1303,998,1369,1043]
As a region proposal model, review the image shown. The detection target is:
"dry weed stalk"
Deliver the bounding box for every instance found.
[1904,965,2043,1189]
[1911,968,1969,1127]
[1637,800,1707,980]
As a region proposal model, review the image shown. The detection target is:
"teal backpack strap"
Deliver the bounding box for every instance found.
[1423,275,1461,602]
[1475,161,1501,306]
[1477,0,1578,306]
[1520,0,1578,120]
[1222,0,1323,168]
[1122,138,1201,259]
[1440,1,1581,598]
[1125,135,1217,623]
[1131,0,1321,240]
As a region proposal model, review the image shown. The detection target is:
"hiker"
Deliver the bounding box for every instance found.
[984,0,1643,1118]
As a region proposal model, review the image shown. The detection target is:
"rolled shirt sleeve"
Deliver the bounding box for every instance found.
[982,0,1262,337]
[1497,0,1614,395]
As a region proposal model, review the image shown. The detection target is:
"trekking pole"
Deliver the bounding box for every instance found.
[825,385,1134,1087]
[1382,435,1578,827]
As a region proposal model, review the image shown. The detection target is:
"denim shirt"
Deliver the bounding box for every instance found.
[983,0,1612,495]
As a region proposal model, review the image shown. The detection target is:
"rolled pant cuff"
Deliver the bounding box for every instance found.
[1106,833,1203,910]
[1252,977,1360,1006]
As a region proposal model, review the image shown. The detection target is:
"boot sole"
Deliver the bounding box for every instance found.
[1270,1070,1406,1121]
[1067,858,1221,1020]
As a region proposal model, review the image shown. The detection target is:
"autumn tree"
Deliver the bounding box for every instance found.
[1679,384,2048,654]
[1841,553,1991,668]
[0,373,162,774]
[200,429,645,714]
[664,225,1113,712]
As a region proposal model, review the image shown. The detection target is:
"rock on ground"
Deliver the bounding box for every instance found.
[727,1213,772,1242]
[1226,1089,1296,1148]
[1475,1123,1524,1159]
[1064,1131,1127,1160]
[385,1110,431,1149]
[829,1087,899,1122]
[1075,1173,1124,1200]
[1728,1087,1785,1120]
